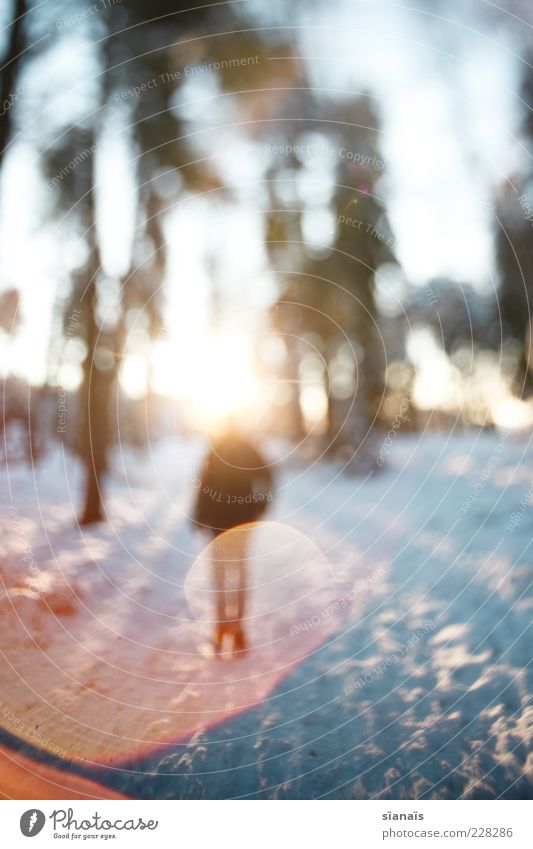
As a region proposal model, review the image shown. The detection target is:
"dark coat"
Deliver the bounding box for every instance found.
[193,435,273,535]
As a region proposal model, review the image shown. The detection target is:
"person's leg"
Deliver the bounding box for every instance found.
[225,530,248,619]
[211,529,250,653]
[211,557,226,623]
[230,531,249,652]
[211,533,230,651]
[235,560,248,621]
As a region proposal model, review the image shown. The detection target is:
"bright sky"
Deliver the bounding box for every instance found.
[304,0,522,285]
[0,0,527,402]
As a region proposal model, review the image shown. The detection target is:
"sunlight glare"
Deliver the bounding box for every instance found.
[151,329,259,426]
[193,331,259,426]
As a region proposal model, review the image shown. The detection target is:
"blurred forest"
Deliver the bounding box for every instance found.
[1,0,533,522]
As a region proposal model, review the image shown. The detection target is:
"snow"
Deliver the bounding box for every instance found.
[0,429,532,799]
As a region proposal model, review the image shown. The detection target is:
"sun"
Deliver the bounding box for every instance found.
[191,331,259,425]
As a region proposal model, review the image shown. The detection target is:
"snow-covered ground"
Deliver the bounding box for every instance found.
[1,430,532,799]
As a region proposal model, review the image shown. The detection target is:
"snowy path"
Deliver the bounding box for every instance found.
[1,432,532,798]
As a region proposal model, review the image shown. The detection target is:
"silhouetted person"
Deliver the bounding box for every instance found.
[193,427,273,655]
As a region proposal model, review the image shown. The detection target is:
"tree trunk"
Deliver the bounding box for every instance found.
[79,276,108,525]
[284,336,305,439]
